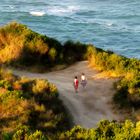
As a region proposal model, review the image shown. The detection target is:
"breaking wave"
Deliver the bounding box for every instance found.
[30,11,45,16]
[46,5,79,16]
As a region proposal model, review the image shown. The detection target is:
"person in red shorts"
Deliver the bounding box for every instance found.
[73,76,79,93]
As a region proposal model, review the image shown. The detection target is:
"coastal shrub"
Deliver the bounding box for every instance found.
[114,73,140,108]
[41,36,63,65]
[60,120,140,139]
[1,21,140,139]
[0,69,70,139]
[12,126,47,140]
[0,22,54,66]
[88,44,140,109]
[32,79,49,94]
[63,40,87,64]
[0,80,12,90]
[27,130,47,140]
[48,47,57,62]
[88,45,129,73]
[0,22,90,69]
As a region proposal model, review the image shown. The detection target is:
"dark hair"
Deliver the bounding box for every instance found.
[75,76,77,79]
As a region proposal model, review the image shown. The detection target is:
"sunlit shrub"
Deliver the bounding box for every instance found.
[27,130,47,140]
[88,44,140,108]
[32,79,49,94]
[48,47,57,63]
[12,125,30,140]
[60,120,140,139]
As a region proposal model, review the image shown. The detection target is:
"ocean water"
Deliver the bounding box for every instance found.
[0,0,140,58]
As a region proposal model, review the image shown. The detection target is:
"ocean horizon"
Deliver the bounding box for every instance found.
[0,0,140,59]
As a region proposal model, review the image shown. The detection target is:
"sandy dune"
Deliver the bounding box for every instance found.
[11,61,124,128]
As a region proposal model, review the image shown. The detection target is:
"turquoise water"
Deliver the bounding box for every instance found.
[0,0,140,58]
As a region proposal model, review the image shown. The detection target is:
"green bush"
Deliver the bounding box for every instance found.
[0,70,70,139]
[63,40,87,64]
[12,126,47,140]
[0,80,12,90]
[1,21,140,139]
[88,45,140,108]
[0,22,90,69]
[1,22,104,74]
[60,120,140,139]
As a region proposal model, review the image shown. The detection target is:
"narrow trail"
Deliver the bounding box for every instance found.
[11,61,124,128]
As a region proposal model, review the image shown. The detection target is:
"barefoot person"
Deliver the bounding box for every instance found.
[81,73,87,88]
[73,76,79,93]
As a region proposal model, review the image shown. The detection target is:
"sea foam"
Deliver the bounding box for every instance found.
[30,11,45,16]
[47,5,79,16]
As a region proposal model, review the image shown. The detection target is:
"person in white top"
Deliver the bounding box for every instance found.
[81,73,87,88]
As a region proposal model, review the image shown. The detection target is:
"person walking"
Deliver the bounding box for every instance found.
[81,73,87,89]
[73,76,79,93]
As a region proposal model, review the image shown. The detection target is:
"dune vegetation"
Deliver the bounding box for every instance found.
[0,22,88,71]
[88,46,140,110]
[0,22,140,139]
[0,68,70,139]
[60,120,140,139]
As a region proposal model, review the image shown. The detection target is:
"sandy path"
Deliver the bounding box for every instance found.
[11,61,123,128]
